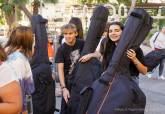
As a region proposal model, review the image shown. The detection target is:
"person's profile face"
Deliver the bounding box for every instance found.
[108,25,122,42]
[48,35,53,43]
[63,29,77,45]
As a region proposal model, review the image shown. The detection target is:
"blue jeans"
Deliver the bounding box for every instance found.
[159,58,165,76]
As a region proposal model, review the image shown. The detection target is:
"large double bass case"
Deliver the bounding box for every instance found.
[86,8,153,114]
[30,15,55,114]
[68,6,109,114]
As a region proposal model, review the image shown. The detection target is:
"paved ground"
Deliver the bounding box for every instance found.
[54,45,165,114]
[55,75,165,114]
[140,45,165,114]
[140,75,165,114]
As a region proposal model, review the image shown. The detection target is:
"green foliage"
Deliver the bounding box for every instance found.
[162,7,165,16]
[1,4,14,15]
[80,0,91,4]
[97,0,109,3]
[159,19,165,29]
[147,9,158,16]
[116,0,143,5]
[78,0,144,5]
[42,0,58,4]
[117,0,130,5]
[0,18,5,25]
[0,0,29,16]
[143,19,163,46]
[0,0,5,3]
[31,0,40,7]
[79,0,109,4]
[16,7,22,20]
[11,0,29,5]
[0,0,58,20]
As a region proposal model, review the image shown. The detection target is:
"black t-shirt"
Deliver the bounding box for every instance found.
[129,47,145,76]
[55,39,84,76]
[100,38,145,77]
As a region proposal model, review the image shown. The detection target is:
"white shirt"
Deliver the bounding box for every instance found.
[150,32,165,50]
[7,51,33,82]
[62,37,66,44]
[6,51,34,110]
[96,37,105,52]
[0,62,17,87]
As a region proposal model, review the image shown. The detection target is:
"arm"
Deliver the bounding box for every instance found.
[0,81,22,114]
[79,37,106,63]
[79,51,102,63]
[57,63,70,103]
[55,47,70,102]
[57,63,65,89]
[127,49,147,75]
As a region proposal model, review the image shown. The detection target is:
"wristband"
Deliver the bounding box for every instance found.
[134,61,140,66]
[61,86,66,89]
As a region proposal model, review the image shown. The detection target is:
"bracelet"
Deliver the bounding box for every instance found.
[61,86,66,89]
[134,61,140,66]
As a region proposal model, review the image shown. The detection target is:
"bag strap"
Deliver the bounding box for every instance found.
[153,32,160,43]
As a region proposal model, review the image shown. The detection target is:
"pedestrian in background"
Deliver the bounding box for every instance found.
[47,33,55,80]
[48,33,55,62]
[148,26,165,80]
[69,17,84,40]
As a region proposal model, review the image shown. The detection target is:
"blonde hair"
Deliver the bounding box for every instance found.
[61,23,77,34]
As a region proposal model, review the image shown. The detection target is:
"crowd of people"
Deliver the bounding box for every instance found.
[55,18,165,114]
[0,14,164,114]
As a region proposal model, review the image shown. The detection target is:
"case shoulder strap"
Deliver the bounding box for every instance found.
[153,32,160,43]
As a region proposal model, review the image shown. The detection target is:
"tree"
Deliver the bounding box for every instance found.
[31,0,58,16]
[0,0,58,33]
[78,0,144,5]
[79,0,109,4]
[117,0,144,5]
